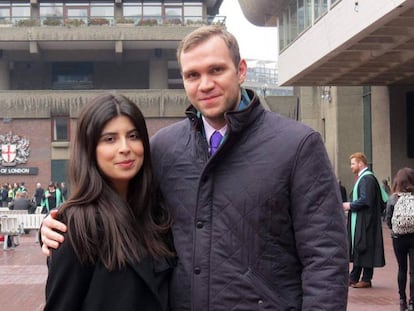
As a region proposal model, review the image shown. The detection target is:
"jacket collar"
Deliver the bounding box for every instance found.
[185,88,264,135]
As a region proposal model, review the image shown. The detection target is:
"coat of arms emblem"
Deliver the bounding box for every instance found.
[0,131,30,166]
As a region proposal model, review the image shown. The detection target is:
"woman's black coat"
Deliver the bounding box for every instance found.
[45,231,174,311]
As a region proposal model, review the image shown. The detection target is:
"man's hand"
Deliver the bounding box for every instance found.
[41,209,67,256]
[342,202,351,211]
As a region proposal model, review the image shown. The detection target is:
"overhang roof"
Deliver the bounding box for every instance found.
[238,0,414,86]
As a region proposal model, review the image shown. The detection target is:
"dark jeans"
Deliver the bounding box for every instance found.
[392,234,414,302]
[349,265,373,283]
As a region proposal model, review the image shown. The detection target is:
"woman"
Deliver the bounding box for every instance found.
[44,93,175,311]
[386,167,414,311]
[41,182,63,213]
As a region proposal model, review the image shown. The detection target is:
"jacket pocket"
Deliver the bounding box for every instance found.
[243,268,290,309]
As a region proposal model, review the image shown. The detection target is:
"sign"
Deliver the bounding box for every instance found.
[0,131,30,167]
[0,167,38,175]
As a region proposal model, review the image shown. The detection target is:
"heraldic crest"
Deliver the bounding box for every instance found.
[0,131,30,166]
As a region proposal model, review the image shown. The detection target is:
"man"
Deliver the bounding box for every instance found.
[40,25,349,310]
[0,184,8,207]
[338,179,348,202]
[343,152,385,288]
[59,181,67,202]
[33,182,45,207]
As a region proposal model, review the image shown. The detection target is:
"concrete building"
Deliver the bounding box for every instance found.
[0,0,224,189]
[239,0,414,192]
[243,59,293,97]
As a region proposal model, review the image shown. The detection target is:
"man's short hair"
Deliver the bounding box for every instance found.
[350,152,368,165]
[176,25,241,70]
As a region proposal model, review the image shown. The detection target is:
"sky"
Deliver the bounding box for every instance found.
[218,0,278,62]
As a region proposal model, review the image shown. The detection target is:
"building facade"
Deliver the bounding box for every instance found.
[239,0,414,192]
[0,0,224,191]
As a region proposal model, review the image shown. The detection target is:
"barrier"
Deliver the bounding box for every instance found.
[0,209,29,215]
[0,216,20,250]
[16,214,45,243]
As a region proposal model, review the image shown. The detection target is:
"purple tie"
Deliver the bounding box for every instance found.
[210,131,223,155]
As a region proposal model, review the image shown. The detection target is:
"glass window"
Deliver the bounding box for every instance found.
[314,0,328,20]
[297,0,304,33]
[143,2,161,24]
[0,8,10,18]
[143,3,161,17]
[123,2,142,17]
[164,5,182,24]
[52,117,69,141]
[304,0,312,28]
[40,3,63,17]
[184,3,202,23]
[12,3,30,20]
[90,4,113,17]
[52,62,93,90]
[288,2,297,44]
[278,13,285,50]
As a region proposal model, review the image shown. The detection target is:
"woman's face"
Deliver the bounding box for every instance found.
[96,115,144,197]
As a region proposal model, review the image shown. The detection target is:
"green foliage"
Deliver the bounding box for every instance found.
[88,18,110,26]
[17,19,40,27]
[43,17,62,26]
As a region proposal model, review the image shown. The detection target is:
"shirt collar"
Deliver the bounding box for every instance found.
[202,116,226,146]
[358,167,368,176]
[201,87,250,142]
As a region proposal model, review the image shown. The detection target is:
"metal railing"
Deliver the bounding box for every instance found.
[0,15,226,27]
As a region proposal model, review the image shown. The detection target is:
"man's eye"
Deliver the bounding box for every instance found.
[185,72,198,80]
[212,67,223,74]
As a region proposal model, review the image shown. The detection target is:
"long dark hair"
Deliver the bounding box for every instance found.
[392,167,414,194]
[57,93,171,270]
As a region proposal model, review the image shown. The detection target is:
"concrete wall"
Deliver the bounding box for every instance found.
[389,86,414,178]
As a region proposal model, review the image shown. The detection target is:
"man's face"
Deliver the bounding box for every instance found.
[180,36,247,129]
[350,158,362,175]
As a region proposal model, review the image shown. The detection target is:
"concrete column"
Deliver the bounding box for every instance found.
[31,2,40,19]
[149,51,168,89]
[114,2,123,20]
[371,86,391,182]
[0,61,10,90]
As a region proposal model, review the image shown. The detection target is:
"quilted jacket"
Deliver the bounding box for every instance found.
[150,89,349,311]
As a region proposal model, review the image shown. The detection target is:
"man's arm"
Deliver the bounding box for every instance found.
[40,209,67,256]
[291,132,349,310]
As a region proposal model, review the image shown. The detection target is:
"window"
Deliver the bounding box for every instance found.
[52,117,69,141]
[52,62,93,90]
[11,2,29,23]
[143,2,161,24]
[90,2,114,18]
[123,2,142,17]
[184,2,202,24]
[164,5,182,24]
[40,3,64,17]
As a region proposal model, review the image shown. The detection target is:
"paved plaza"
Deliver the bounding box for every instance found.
[0,224,404,311]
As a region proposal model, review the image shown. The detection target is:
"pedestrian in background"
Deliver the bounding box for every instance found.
[343,152,386,288]
[386,167,414,311]
[33,182,45,208]
[339,179,348,202]
[9,191,35,214]
[1,184,8,207]
[41,182,63,214]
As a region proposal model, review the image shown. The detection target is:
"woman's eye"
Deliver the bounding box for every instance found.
[103,136,115,143]
[129,132,140,140]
